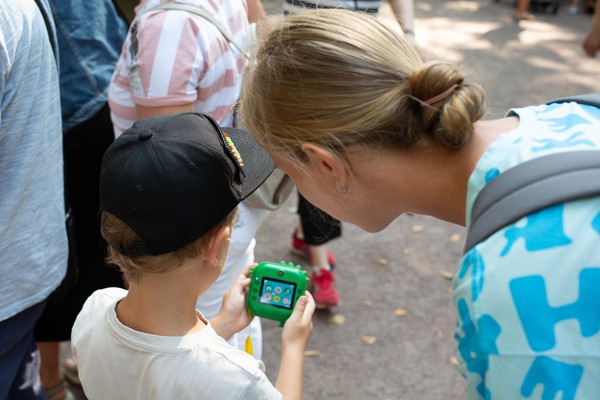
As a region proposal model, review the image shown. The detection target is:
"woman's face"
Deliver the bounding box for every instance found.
[269,150,398,233]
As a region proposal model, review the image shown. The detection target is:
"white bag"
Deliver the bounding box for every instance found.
[244,168,295,210]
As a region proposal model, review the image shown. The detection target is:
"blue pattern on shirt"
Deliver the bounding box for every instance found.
[454,102,600,399]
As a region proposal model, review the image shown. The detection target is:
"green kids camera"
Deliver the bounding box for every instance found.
[247,261,309,327]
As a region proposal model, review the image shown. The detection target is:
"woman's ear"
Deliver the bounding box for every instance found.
[301,143,348,188]
[205,225,232,267]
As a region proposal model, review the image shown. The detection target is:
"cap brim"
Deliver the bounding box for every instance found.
[221,127,275,200]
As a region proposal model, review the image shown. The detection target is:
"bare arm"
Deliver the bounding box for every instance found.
[244,0,282,57]
[275,292,316,400]
[582,0,600,57]
[275,347,305,400]
[247,0,267,23]
[385,0,415,36]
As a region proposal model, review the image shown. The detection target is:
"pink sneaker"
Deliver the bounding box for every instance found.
[291,230,337,268]
[310,268,340,309]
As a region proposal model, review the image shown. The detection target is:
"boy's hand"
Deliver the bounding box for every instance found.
[211,265,255,339]
[281,291,316,352]
[275,291,316,400]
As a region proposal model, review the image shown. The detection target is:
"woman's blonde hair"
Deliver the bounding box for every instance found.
[240,9,486,163]
[100,209,238,282]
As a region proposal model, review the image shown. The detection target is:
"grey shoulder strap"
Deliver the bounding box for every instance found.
[548,92,600,108]
[150,2,249,59]
[464,150,600,254]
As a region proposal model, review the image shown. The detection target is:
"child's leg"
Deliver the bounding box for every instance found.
[296,194,341,308]
[515,0,533,20]
[294,194,340,269]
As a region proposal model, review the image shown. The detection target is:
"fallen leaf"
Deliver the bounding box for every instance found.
[376,258,389,266]
[362,299,373,307]
[329,314,346,325]
[393,307,407,317]
[304,350,321,357]
[449,233,462,243]
[411,225,424,233]
[439,270,454,280]
[432,326,444,337]
[555,48,569,57]
[402,248,411,256]
[362,336,376,345]
[450,356,460,366]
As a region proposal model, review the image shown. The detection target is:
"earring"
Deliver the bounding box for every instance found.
[336,180,348,193]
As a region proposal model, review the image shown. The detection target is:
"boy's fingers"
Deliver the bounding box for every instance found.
[237,265,254,282]
[229,273,251,296]
[292,292,315,323]
[239,276,251,289]
[292,296,308,317]
[301,291,316,321]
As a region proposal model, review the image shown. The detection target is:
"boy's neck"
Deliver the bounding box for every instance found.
[116,259,214,336]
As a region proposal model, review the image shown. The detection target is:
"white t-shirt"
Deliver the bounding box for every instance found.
[72,288,282,400]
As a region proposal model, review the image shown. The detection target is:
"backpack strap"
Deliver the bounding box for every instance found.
[547,92,600,108]
[149,3,249,59]
[464,150,600,254]
[33,0,59,68]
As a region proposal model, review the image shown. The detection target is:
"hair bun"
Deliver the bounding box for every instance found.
[410,63,485,149]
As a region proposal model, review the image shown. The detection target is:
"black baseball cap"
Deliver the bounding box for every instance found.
[99,112,274,256]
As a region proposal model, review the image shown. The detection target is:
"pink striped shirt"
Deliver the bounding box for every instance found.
[108,0,249,137]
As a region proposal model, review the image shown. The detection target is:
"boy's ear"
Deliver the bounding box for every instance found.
[300,143,348,187]
[205,225,232,267]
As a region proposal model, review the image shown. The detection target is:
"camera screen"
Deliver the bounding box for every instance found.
[259,278,296,309]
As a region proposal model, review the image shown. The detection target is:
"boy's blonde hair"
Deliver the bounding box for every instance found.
[101,209,238,282]
[240,9,486,166]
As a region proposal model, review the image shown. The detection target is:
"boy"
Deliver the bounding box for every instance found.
[108,0,273,360]
[71,112,315,400]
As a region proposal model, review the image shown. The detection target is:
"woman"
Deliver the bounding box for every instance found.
[239,9,600,399]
